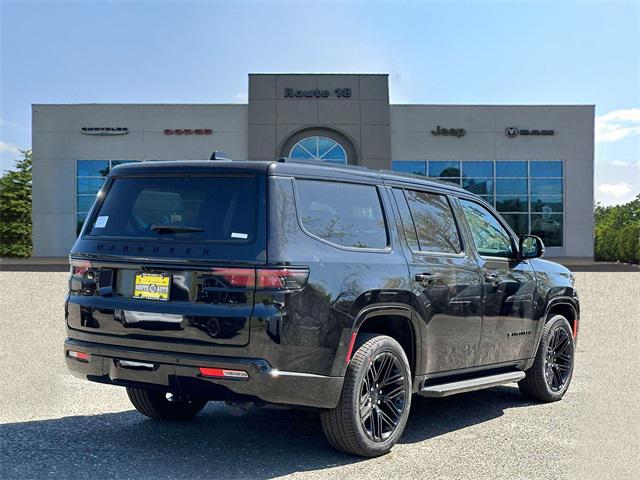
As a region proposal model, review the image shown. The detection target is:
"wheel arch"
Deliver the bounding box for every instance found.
[344,305,422,381]
[545,298,579,337]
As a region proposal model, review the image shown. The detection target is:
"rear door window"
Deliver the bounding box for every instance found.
[296,179,387,249]
[402,190,462,254]
[86,175,258,242]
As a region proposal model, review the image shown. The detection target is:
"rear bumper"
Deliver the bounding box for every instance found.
[64,338,342,409]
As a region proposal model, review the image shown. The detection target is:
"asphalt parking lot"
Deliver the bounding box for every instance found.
[1,271,638,480]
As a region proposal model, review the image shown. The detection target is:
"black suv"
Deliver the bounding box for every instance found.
[65,160,579,457]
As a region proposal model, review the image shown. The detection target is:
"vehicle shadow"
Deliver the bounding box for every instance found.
[1,386,535,479]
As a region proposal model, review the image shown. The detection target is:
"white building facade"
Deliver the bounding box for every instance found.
[32,73,594,258]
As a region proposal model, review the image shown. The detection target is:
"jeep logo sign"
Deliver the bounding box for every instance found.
[505,127,554,138]
[431,126,466,138]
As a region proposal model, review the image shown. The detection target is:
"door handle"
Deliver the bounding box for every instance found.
[415,273,438,287]
[484,272,500,286]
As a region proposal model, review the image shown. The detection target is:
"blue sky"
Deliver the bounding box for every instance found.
[1,0,638,205]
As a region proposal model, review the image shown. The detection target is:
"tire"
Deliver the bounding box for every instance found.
[126,387,208,421]
[320,334,412,457]
[519,314,575,402]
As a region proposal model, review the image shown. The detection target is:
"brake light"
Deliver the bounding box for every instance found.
[199,367,249,379]
[70,259,92,276]
[257,268,309,290]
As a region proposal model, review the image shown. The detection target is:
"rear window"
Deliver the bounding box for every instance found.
[86,176,258,242]
[295,179,387,249]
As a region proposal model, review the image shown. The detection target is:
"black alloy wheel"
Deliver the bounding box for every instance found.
[320,334,412,457]
[359,352,408,442]
[519,314,575,402]
[544,326,573,392]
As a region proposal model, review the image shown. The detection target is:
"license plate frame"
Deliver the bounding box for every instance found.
[133,272,171,301]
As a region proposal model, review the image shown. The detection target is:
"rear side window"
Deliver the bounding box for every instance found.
[87,176,257,242]
[402,190,462,254]
[296,179,387,249]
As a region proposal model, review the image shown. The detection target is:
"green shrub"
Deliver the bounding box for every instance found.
[594,194,640,264]
[0,150,32,257]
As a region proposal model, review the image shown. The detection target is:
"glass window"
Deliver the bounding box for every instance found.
[433,177,461,186]
[531,195,563,213]
[463,161,493,177]
[496,161,527,177]
[77,160,110,177]
[531,214,563,247]
[531,178,563,195]
[404,190,461,254]
[429,161,460,178]
[77,177,105,195]
[392,161,426,176]
[77,195,96,213]
[289,136,347,164]
[501,214,529,236]
[463,178,493,195]
[495,195,528,212]
[392,189,420,251]
[496,178,528,195]
[296,180,387,249]
[77,212,87,235]
[530,161,562,177]
[87,176,258,242]
[460,199,514,258]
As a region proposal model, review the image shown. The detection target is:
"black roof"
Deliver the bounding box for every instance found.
[109,159,470,195]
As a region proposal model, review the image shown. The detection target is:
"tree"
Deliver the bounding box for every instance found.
[0,149,32,257]
[594,194,640,264]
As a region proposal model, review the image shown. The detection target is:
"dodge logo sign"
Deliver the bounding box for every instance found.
[164,129,213,135]
[505,127,554,138]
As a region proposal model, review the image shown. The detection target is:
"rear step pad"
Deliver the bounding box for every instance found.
[419,371,526,398]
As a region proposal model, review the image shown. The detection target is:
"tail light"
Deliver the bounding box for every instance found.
[257,268,309,290]
[210,266,309,291]
[70,259,92,277]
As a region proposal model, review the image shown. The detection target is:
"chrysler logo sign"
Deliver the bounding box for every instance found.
[505,127,554,138]
[81,127,129,135]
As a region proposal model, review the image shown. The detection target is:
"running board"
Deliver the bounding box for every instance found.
[419,371,526,398]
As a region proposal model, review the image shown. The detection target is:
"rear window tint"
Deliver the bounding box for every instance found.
[86,176,257,242]
[296,179,387,249]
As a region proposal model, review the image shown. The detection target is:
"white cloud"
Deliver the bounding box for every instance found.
[595,108,640,142]
[233,92,248,103]
[610,160,640,169]
[597,182,633,198]
[0,141,21,156]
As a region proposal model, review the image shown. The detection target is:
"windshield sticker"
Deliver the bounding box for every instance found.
[94,216,109,228]
[231,232,248,239]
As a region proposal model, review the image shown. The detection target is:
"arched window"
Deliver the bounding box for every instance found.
[289,136,347,164]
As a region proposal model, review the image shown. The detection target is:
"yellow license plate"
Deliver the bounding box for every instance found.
[133,273,171,301]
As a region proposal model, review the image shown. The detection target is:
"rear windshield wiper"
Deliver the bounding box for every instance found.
[150,224,205,234]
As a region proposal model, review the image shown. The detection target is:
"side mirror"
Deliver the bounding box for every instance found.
[519,235,545,260]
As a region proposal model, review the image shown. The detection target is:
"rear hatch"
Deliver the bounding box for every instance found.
[67,163,268,348]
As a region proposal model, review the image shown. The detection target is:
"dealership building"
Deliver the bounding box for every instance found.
[32,73,595,258]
